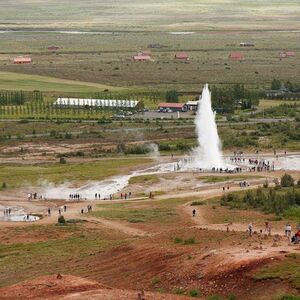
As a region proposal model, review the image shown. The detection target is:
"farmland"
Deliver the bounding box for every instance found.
[0,30,300,91]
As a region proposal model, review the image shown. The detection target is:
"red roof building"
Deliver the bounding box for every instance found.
[229,52,244,61]
[133,55,151,61]
[279,51,295,58]
[13,57,32,64]
[286,51,295,57]
[175,52,189,60]
[158,102,187,112]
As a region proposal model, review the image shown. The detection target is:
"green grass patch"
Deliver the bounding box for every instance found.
[254,253,300,289]
[198,175,263,183]
[173,236,197,245]
[0,226,125,287]
[93,197,192,224]
[0,158,151,187]
[129,174,160,185]
[0,71,122,93]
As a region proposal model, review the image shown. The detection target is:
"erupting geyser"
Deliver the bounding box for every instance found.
[192,84,225,169]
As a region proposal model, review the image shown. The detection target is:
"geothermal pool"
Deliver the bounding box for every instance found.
[42,85,300,200]
[0,204,39,222]
[41,154,300,200]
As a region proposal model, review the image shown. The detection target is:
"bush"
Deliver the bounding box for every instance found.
[188,289,200,297]
[174,237,183,243]
[183,237,196,245]
[59,157,66,164]
[2,182,6,189]
[58,215,66,224]
[281,174,294,187]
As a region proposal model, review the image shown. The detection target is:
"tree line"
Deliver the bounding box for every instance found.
[0,91,43,106]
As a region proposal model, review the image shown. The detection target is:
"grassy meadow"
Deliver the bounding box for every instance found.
[0,30,300,91]
[0,158,151,188]
[0,0,300,31]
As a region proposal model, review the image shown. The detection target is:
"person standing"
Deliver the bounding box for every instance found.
[248,223,253,236]
[192,209,196,217]
[286,224,292,238]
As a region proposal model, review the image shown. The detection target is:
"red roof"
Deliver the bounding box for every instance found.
[159,102,185,108]
[13,57,32,63]
[286,51,295,57]
[175,52,189,59]
[133,55,151,61]
[229,52,244,60]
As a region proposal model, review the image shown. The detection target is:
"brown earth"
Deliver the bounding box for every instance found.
[0,156,299,299]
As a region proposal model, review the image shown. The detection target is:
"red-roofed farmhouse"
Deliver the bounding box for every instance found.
[158,102,187,112]
[175,52,189,60]
[13,57,32,64]
[229,52,244,61]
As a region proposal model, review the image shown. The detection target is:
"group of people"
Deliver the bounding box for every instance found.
[3,207,11,215]
[248,222,300,244]
[69,194,81,200]
[120,192,131,200]
[230,157,246,163]
[27,192,45,200]
[47,205,67,216]
[81,205,93,214]
[248,159,274,172]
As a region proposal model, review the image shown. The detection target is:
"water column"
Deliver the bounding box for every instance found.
[193,84,225,169]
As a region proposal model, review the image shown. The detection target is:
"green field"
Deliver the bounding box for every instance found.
[1,30,300,90]
[0,71,122,92]
[0,224,126,287]
[0,158,151,188]
[0,0,300,31]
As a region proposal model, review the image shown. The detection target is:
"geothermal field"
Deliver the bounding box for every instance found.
[0,1,300,300]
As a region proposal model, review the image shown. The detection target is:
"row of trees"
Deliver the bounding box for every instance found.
[0,91,43,106]
[211,84,261,113]
[271,79,300,92]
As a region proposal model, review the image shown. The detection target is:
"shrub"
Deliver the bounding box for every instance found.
[58,215,66,224]
[281,174,294,187]
[174,237,183,244]
[183,238,196,245]
[2,182,6,189]
[188,289,200,297]
[59,157,66,164]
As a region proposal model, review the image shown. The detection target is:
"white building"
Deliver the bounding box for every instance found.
[54,98,139,109]
[186,100,199,111]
